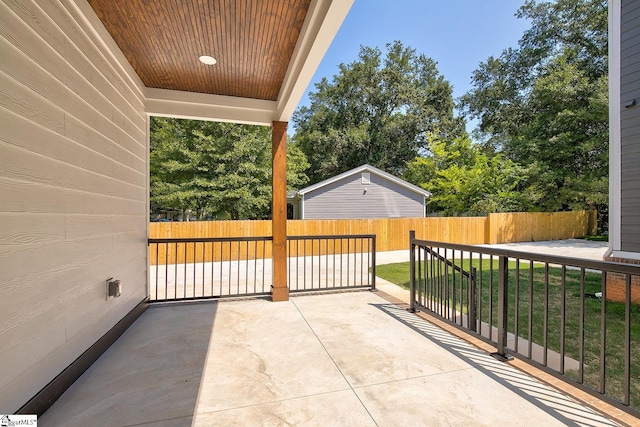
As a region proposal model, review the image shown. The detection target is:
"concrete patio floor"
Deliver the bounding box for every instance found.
[40,290,619,426]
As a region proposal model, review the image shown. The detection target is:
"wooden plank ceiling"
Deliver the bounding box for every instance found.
[88,0,312,101]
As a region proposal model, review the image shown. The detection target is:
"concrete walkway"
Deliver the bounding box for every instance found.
[375,239,609,267]
[479,238,609,261]
[41,291,618,426]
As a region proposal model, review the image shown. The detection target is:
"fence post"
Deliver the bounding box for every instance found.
[371,235,377,291]
[469,266,477,332]
[409,230,416,313]
[492,255,512,361]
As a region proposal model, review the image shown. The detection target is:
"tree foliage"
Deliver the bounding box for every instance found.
[460,0,608,215]
[404,137,527,215]
[150,118,309,220]
[293,41,464,183]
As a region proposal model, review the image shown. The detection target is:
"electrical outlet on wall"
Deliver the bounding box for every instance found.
[106,278,121,299]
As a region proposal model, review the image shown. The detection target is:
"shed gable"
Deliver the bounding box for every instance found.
[302,172,424,219]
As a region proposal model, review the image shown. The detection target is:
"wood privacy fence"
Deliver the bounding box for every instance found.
[149,211,596,264]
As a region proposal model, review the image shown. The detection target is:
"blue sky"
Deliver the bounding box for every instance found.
[296,1,532,130]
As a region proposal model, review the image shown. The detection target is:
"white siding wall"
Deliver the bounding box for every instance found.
[302,173,425,219]
[0,0,147,412]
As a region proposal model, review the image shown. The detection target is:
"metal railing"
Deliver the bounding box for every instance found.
[409,231,640,414]
[287,234,376,293]
[148,234,376,301]
[148,237,273,301]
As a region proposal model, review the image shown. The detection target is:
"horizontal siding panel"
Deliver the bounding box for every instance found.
[0,213,66,245]
[622,2,640,22]
[622,10,640,49]
[0,342,71,417]
[0,38,145,156]
[620,70,640,89]
[3,0,66,56]
[621,143,640,157]
[0,249,146,327]
[63,36,145,134]
[622,10,640,33]
[0,249,146,392]
[621,83,640,101]
[0,315,67,390]
[112,107,145,142]
[621,207,640,218]
[620,117,640,135]
[621,71,640,89]
[65,115,146,171]
[49,0,145,111]
[621,36,640,58]
[621,170,640,184]
[621,213,640,223]
[620,150,640,164]
[621,46,640,69]
[1,37,74,120]
[0,142,145,201]
[63,255,147,339]
[0,234,114,284]
[621,242,640,252]
[0,176,144,215]
[1,107,145,188]
[0,4,114,121]
[0,69,65,135]
[622,0,640,15]
[15,0,145,132]
[64,215,147,240]
[112,229,148,254]
[0,248,147,392]
[620,196,640,207]
[620,103,640,118]
[621,214,640,225]
[620,235,640,253]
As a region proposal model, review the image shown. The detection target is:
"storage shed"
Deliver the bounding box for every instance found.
[288,164,431,219]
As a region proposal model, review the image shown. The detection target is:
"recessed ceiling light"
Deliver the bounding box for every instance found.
[199,55,217,65]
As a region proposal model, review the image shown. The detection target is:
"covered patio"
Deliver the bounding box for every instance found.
[2,1,639,424]
[41,289,619,426]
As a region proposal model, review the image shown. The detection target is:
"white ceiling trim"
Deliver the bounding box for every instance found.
[145,88,278,126]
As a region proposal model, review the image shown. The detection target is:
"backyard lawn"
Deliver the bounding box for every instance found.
[376,260,640,409]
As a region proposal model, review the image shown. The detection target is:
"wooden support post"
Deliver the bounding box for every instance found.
[271,121,289,301]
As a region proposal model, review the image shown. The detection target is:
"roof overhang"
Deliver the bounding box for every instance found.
[87,0,353,126]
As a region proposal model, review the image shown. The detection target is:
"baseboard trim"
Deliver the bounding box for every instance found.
[17,298,149,416]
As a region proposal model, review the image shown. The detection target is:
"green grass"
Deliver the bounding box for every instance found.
[376,260,640,408]
[578,235,609,242]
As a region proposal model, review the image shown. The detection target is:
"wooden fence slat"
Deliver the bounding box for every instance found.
[149,211,594,265]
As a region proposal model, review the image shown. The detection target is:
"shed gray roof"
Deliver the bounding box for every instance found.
[296,164,431,197]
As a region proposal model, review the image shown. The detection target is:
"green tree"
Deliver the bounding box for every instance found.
[460,0,608,218]
[150,117,202,219]
[404,136,527,215]
[150,118,309,220]
[293,41,464,183]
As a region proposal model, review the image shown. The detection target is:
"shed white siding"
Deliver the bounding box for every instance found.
[621,0,640,252]
[302,173,424,219]
[0,0,147,412]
